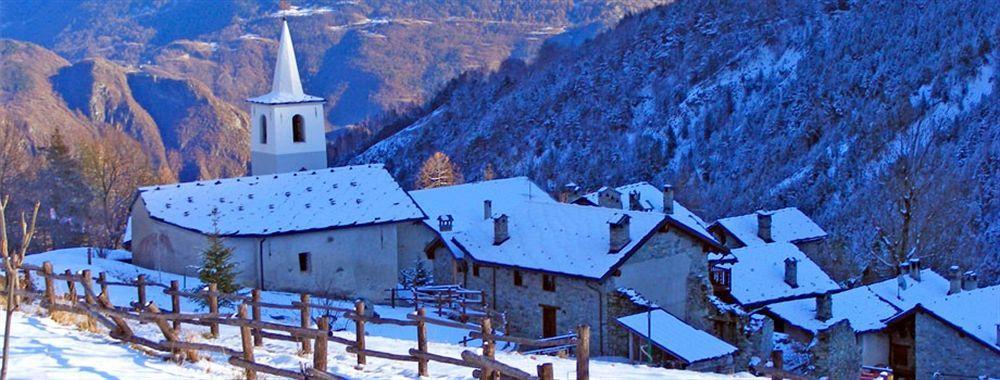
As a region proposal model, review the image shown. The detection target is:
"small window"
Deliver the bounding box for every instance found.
[298,252,310,272]
[259,114,268,144]
[773,319,786,333]
[513,271,523,287]
[542,274,555,292]
[425,248,436,260]
[456,261,465,273]
[292,114,305,142]
[473,264,481,277]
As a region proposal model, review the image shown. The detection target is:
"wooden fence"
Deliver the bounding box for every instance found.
[6,262,591,380]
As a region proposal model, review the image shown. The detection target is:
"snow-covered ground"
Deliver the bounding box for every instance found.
[10,248,759,379]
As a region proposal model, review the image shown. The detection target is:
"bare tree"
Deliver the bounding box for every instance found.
[416,151,463,189]
[0,120,31,199]
[1,196,40,380]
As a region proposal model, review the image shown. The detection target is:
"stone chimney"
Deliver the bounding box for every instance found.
[493,214,509,245]
[598,187,623,209]
[784,257,799,288]
[608,213,631,253]
[483,200,492,220]
[628,191,643,211]
[962,271,978,291]
[948,265,962,295]
[662,185,674,215]
[437,215,454,232]
[757,210,774,243]
[909,258,921,281]
[898,262,910,290]
[816,293,833,321]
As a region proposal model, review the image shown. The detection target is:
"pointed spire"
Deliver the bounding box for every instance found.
[248,18,322,104]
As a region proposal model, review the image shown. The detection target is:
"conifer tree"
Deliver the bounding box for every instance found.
[399,260,434,289]
[198,225,239,295]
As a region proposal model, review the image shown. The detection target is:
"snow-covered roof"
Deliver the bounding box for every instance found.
[411,178,668,279]
[138,164,425,236]
[865,269,950,310]
[617,309,737,364]
[767,286,899,334]
[721,242,840,306]
[713,207,827,246]
[247,20,324,105]
[919,285,1000,352]
[580,182,721,249]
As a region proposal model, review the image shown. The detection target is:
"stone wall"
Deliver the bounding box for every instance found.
[914,312,999,379]
[808,320,861,379]
[687,354,736,374]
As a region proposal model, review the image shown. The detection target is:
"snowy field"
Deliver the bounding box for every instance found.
[5,248,759,379]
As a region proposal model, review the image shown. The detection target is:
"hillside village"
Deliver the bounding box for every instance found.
[116,20,1000,380]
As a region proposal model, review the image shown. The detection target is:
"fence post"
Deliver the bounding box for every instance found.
[81,269,95,304]
[170,280,181,331]
[300,293,312,354]
[417,308,428,376]
[42,262,55,306]
[252,288,262,347]
[576,325,590,380]
[98,272,108,296]
[390,287,396,308]
[136,274,147,308]
[238,303,257,380]
[771,350,783,380]
[208,283,219,338]
[480,317,494,380]
[314,316,329,372]
[355,300,366,368]
[537,363,554,380]
[65,269,77,305]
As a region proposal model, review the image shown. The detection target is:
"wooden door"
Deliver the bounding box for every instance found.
[542,306,557,338]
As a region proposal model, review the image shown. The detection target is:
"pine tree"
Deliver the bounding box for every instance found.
[199,229,240,295]
[416,152,462,189]
[399,260,434,289]
[36,128,91,249]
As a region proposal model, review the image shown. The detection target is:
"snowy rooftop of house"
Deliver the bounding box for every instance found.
[411,178,667,279]
[617,309,737,364]
[138,164,425,236]
[713,207,827,246]
[580,182,721,249]
[721,242,840,306]
[247,19,324,105]
[865,269,950,310]
[919,285,1000,352]
[767,286,899,334]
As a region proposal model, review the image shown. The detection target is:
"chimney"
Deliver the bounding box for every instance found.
[662,185,674,214]
[897,262,910,290]
[598,187,623,209]
[996,323,999,346]
[483,200,492,220]
[909,258,921,281]
[962,271,978,291]
[816,293,833,321]
[784,257,799,288]
[608,213,631,253]
[437,215,454,232]
[493,214,509,245]
[948,265,962,295]
[757,210,774,243]
[628,191,643,211]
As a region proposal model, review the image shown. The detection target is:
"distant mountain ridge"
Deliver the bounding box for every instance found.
[355,1,1000,282]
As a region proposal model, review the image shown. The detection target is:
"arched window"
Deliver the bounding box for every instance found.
[292,114,305,142]
[259,114,268,144]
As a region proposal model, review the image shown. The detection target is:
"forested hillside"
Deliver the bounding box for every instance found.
[355,1,1000,282]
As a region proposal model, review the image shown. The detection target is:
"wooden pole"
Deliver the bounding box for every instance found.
[314,316,328,372]
[136,274,147,307]
[238,304,257,380]
[208,283,219,337]
[98,272,108,297]
[537,363,554,380]
[771,350,783,380]
[390,288,396,308]
[42,262,54,306]
[480,317,493,380]
[65,270,77,305]
[417,308,428,376]
[80,269,95,305]
[252,288,262,347]
[147,302,198,362]
[300,293,312,354]
[355,300,366,368]
[170,280,181,331]
[576,325,590,380]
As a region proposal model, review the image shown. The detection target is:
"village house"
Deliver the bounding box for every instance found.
[709,207,827,257]
[408,178,727,363]
[710,242,841,309]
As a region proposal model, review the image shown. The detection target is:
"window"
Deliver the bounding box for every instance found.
[298,252,310,272]
[773,319,785,333]
[259,115,268,144]
[473,264,481,277]
[542,274,555,292]
[513,271,523,287]
[292,114,305,142]
[425,248,436,260]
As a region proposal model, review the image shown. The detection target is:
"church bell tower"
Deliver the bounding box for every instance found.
[247,19,327,175]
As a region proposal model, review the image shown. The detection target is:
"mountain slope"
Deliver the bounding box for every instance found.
[356,1,1000,281]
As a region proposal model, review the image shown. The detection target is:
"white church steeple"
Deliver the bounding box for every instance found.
[247,18,327,176]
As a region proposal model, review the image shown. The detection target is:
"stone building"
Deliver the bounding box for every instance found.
[408,178,725,356]
[709,207,827,257]
[129,164,432,300]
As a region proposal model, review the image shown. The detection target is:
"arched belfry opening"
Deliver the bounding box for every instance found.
[259,114,268,144]
[292,114,305,142]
